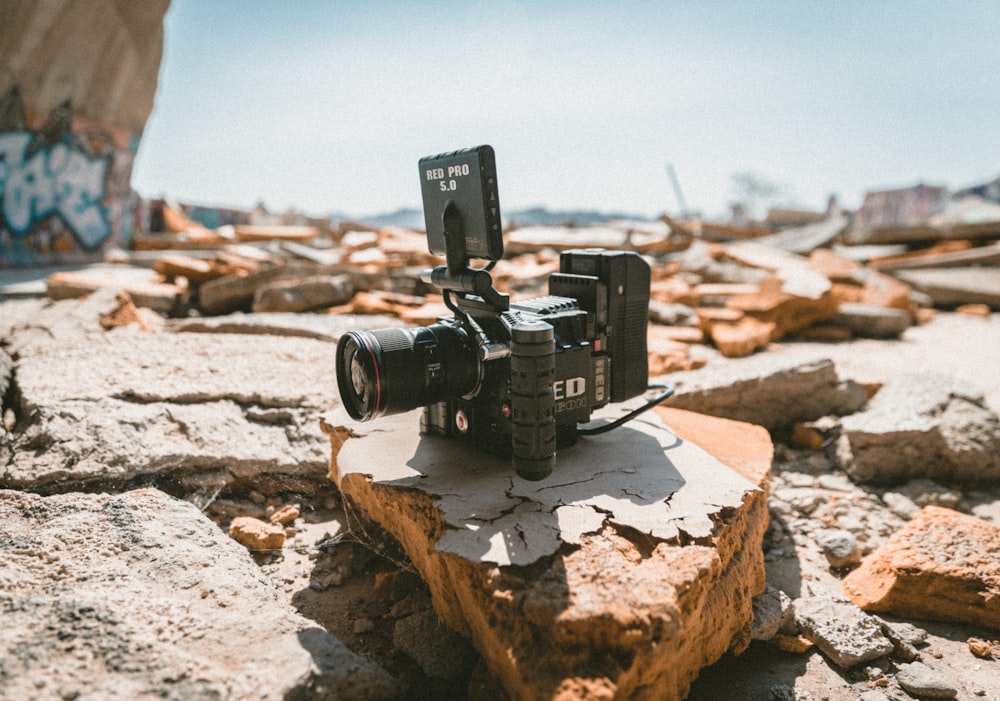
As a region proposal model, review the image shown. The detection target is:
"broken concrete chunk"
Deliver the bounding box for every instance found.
[323,406,772,701]
[835,373,1000,484]
[1,298,335,491]
[0,489,396,700]
[251,273,354,313]
[664,355,867,431]
[793,596,894,668]
[842,506,1000,630]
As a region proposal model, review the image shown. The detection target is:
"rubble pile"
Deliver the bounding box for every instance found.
[36,183,999,381]
[1,182,999,699]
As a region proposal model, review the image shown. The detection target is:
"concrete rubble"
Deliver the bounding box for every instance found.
[843,506,1000,630]
[2,193,1000,699]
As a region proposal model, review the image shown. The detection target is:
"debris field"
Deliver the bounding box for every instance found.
[2,192,1000,700]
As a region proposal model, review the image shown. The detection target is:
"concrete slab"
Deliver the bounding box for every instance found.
[894,267,1000,309]
[322,405,772,700]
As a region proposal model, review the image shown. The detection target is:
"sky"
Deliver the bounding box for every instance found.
[131,0,1000,222]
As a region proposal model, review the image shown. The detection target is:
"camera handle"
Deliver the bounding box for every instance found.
[421,200,510,315]
[510,319,557,481]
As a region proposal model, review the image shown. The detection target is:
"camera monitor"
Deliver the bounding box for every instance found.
[419,145,503,263]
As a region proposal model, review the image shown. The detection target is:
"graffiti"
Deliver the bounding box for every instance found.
[0,130,110,249]
[0,87,134,266]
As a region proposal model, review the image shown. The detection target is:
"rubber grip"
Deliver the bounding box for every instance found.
[510,319,556,480]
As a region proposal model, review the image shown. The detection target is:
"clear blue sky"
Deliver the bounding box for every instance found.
[131,0,1000,221]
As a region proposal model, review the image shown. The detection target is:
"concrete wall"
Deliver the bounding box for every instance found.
[0,0,170,267]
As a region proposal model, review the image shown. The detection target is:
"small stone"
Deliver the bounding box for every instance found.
[769,683,813,701]
[858,691,890,701]
[353,618,376,634]
[794,596,894,668]
[752,585,793,641]
[228,516,286,552]
[268,504,301,526]
[863,666,884,681]
[817,529,862,568]
[968,637,994,659]
[894,661,958,699]
[881,491,919,520]
[773,634,814,654]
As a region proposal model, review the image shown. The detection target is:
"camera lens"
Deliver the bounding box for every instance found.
[335,324,479,421]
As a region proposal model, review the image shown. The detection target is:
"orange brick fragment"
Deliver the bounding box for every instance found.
[228,516,286,552]
[957,303,990,317]
[708,316,774,358]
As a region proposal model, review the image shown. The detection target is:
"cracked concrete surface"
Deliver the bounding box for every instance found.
[329,407,760,567]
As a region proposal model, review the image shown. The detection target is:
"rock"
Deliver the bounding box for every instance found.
[251,274,354,313]
[706,314,775,357]
[323,405,772,701]
[269,503,301,525]
[894,661,958,698]
[827,302,913,338]
[752,585,794,641]
[817,529,862,568]
[842,506,1000,630]
[229,516,287,551]
[0,292,335,492]
[392,610,477,681]
[857,691,891,701]
[0,347,11,405]
[968,637,995,659]
[835,373,1000,484]
[773,634,814,654]
[793,596,894,668]
[0,489,396,700]
[875,616,926,661]
[664,355,868,431]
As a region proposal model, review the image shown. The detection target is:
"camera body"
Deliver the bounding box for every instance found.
[335,146,651,480]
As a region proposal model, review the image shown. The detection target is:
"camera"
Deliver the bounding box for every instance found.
[335,145,652,480]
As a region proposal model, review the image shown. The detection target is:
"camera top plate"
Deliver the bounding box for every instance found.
[419,145,503,262]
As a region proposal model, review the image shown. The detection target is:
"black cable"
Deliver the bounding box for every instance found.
[576,384,676,436]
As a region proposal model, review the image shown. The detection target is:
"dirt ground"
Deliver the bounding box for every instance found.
[215,311,1000,700]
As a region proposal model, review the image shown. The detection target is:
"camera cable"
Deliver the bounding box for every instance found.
[576,384,676,436]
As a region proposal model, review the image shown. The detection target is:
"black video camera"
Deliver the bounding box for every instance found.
[335,145,652,480]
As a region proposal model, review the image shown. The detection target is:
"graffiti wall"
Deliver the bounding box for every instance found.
[0,0,169,268]
[0,87,141,267]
